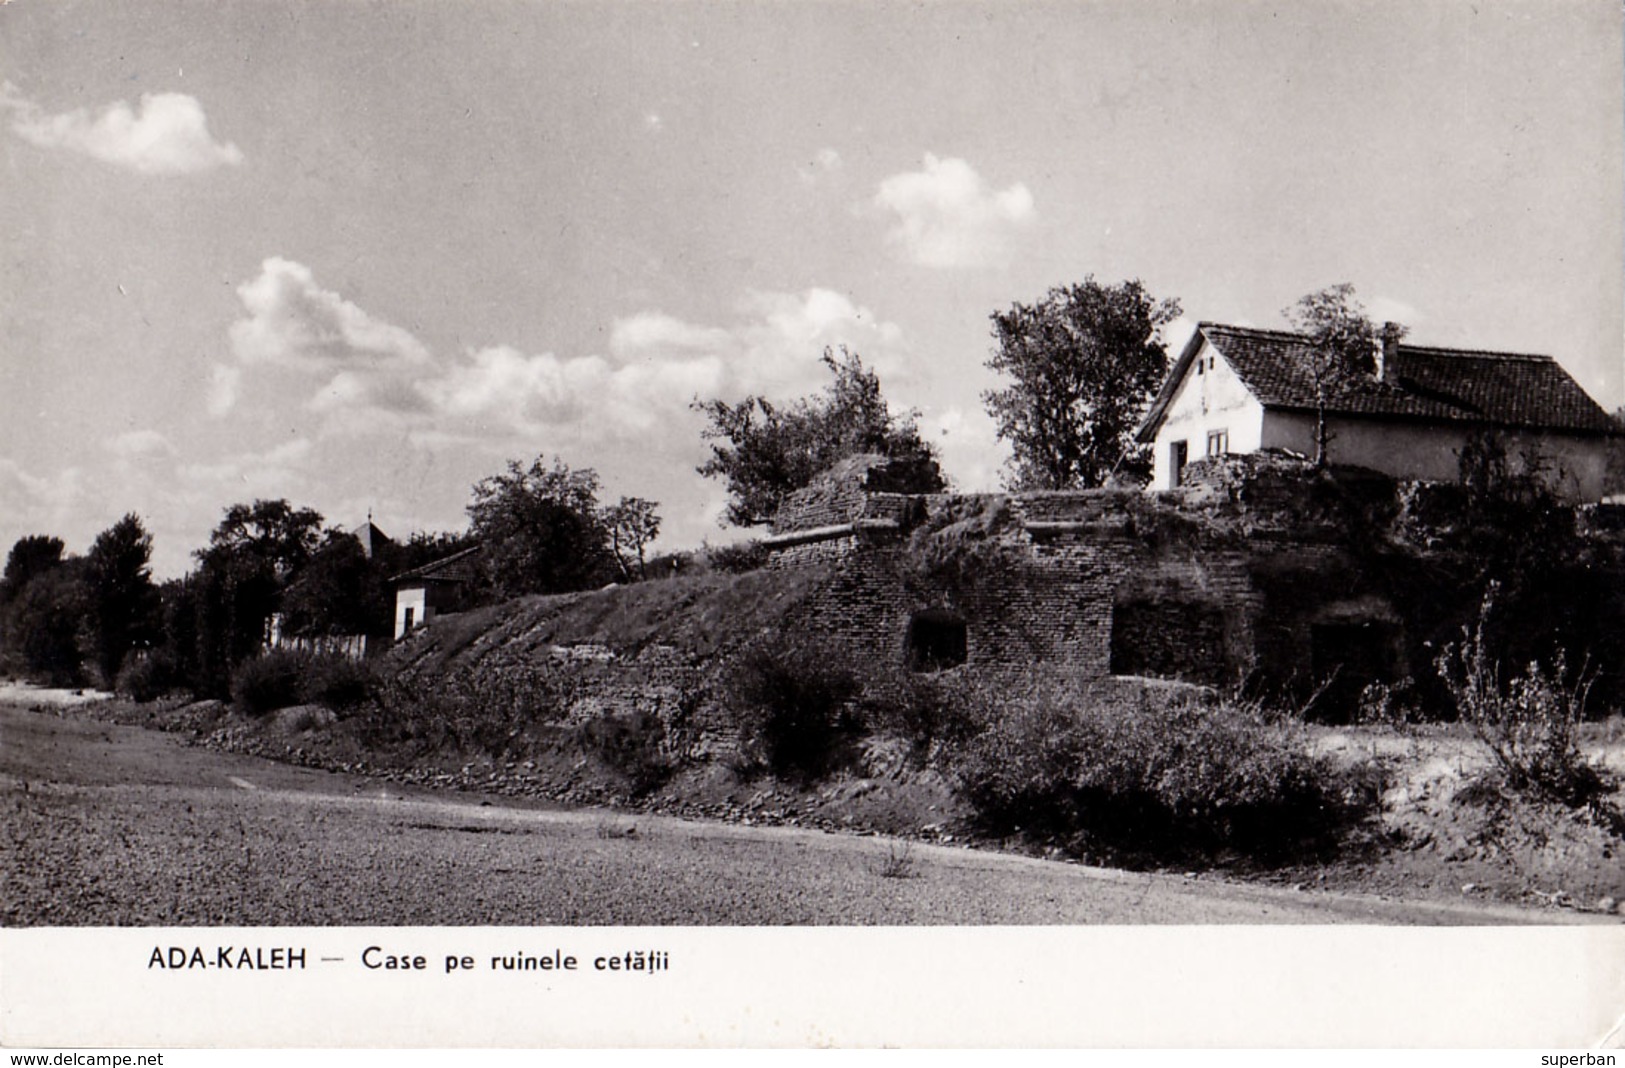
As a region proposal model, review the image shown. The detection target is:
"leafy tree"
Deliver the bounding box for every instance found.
[695,346,943,527]
[84,513,160,682]
[204,499,325,580]
[1281,283,1405,467]
[155,575,202,693]
[467,456,617,599]
[278,531,390,637]
[983,277,1182,489]
[1,535,66,607]
[188,500,327,697]
[4,560,89,685]
[603,496,661,582]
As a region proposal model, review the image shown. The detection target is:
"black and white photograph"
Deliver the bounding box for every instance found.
[2,0,1623,1050]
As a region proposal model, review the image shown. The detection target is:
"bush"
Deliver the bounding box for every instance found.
[230,650,379,717]
[231,650,307,716]
[1436,587,1613,806]
[706,540,769,574]
[862,670,987,754]
[579,711,674,795]
[723,638,861,779]
[943,680,1370,862]
[300,654,377,712]
[114,652,182,702]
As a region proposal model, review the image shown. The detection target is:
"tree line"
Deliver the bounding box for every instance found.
[0,467,663,696]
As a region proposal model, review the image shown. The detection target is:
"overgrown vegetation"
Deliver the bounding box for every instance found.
[695,345,943,527]
[1435,586,1615,807]
[723,637,862,779]
[230,649,379,717]
[938,679,1376,863]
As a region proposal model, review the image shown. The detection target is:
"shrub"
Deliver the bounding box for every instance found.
[706,539,769,574]
[579,711,674,795]
[1354,677,1423,729]
[723,638,861,779]
[862,670,989,754]
[230,650,307,716]
[114,652,182,702]
[943,680,1370,862]
[1435,587,1612,806]
[300,654,377,712]
[230,650,379,717]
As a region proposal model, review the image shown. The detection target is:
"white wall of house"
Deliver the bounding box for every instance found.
[394,585,431,640]
[1260,411,1610,502]
[1149,336,1267,490]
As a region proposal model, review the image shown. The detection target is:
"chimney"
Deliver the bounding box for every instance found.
[1374,321,1401,383]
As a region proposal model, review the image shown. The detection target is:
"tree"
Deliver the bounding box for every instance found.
[1281,283,1405,467]
[467,456,617,599]
[204,499,325,580]
[983,277,1182,489]
[4,560,89,686]
[277,531,390,638]
[603,497,661,582]
[84,513,160,681]
[695,346,943,527]
[189,500,327,697]
[1,535,66,607]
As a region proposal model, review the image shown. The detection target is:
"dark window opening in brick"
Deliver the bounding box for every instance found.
[906,611,968,672]
[1310,621,1400,723]
[1109,600,1227,686]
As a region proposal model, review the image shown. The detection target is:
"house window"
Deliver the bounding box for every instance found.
[1206,430,1228,457]
[1169,440,1188,487]
[403,607,415,632]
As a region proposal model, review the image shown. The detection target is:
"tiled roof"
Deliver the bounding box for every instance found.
[1138,323,1617,440]
[391,545,482,585]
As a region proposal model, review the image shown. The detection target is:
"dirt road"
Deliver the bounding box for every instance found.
[1,701,1603,925]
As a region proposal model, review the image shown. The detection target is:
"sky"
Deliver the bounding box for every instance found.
[2,0,1621,579]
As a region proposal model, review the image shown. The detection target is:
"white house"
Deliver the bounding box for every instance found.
[392,545,482,639]
[1135,322,1619,500]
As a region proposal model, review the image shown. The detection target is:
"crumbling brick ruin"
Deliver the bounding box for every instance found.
[762,452,1625,720]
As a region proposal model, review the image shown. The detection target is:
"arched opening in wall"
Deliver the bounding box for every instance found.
[1109,600,1228,686]
[1309,620,1401,723]
[906,610,968,672]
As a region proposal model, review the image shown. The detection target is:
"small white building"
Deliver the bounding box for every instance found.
[1135,322,1619,501]
[392,546,481,639]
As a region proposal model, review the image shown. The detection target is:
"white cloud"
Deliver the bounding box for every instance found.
[923,405,1005,493]
[206,363,242,417]
[178,438,313,492]
[873,153,1035,269]
[4,83,243,175]
[609,289,911,403]
[0,460,87,562]
[208,260,922,551]
[230,257,431,371]
[104,429,176,459]
[608,312,738,362]
[798,147,843,185]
